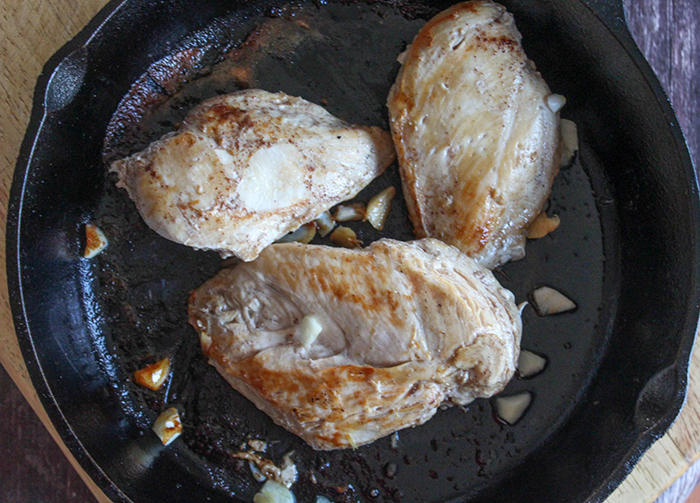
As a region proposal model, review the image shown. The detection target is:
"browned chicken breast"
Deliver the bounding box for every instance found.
[188,239,521,450]
[111,90,395,261]
[388,1,561,268]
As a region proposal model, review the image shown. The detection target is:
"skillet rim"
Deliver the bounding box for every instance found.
[5,1,699,502]
[577,1,700,500]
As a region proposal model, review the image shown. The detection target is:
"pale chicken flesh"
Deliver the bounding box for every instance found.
[388,0,561,269]
[188,239,521,450]
[111,89,395,261]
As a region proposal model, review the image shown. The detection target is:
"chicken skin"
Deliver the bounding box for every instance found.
[111,90,395,261]
[388,1,561,268]
[188,239,521,450]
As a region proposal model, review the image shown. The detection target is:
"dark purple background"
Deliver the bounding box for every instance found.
[1,0,698,501]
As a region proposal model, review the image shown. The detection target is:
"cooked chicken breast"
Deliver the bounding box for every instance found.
[188,238,521,450]
[111,90,395,261]
[388,1,561,269]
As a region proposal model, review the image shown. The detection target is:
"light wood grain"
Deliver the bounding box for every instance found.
[0,0,698,502]
[0,0,111,501]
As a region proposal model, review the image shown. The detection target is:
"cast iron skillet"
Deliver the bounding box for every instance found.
[7,0,700,501]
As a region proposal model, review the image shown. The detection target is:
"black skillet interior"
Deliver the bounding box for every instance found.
[7,0,700,502]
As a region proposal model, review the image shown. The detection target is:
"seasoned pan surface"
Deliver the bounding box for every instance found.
[8,0,700,502]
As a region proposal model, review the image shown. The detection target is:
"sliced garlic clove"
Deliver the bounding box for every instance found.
[517,350,548,378]
[333,203,366,222]
[84,223,108,258]
[366,186,396,230]
[250,462,267,482]
[494,392,532,425]
[330,226,362,248]
[315,211,336,237]
[248,439,268,452]
[560,119,578,167]
[297,315,323,348]
[253,480,295,503]
[517,301,529,316]
[397,49,409,64]
[526,212,560,239]
[277,223,316,244]
[152,407,182,446]
[199,330,212,353]
[279,452,298,488]
[546,93,567,113]
[134,357,171,391]
[530,286,577,316]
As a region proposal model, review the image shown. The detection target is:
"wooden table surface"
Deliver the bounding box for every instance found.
[1,0,699,501]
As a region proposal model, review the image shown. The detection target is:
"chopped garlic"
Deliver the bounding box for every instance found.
[397,49,408,64]
[526,212,560,239]
[277,223,316,244]
[333,203,366,222]
[530,286,576,316]
[560,119,579,167]
[546,93,566,113]
[83,223,108,258]
[235,450,297,488]
[315,211,336,237]
[248,439,268,452]
[250,462,267,482]
[330,226,362,248]
[134,358,171,391]
[199,330,212,352]
[297,315,323,348]
[494,392,532,425]
[253,480,295,503]
[366,186,396,230]
[517,350,548,378]
[152,407,182,446]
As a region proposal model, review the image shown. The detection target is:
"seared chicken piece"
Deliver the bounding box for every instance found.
[388,1,561,268]
[111,90,395,261]
[188,239,521,450]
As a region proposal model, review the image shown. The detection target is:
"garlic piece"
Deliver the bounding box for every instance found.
[248,439,268,452]
[315,211,336,237]
[277,223,316,244]
[253,480,295,503]
[494,392,532,425]
[517,350,547,378]
[329,226,362,248]
[134,358,171,391]
[297,315,323,348]
[84,223,108,258]
[236,450,297,489]
[199,330,212,352]
[248,461,267,482]
[526,212,560,239]
[333,203,366,222]
[366,186,396,230]
[560,119,579,167]
[530,286,577,316]
[250,462,267,482]
[546,93,567,113]
[152,407,182,446]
